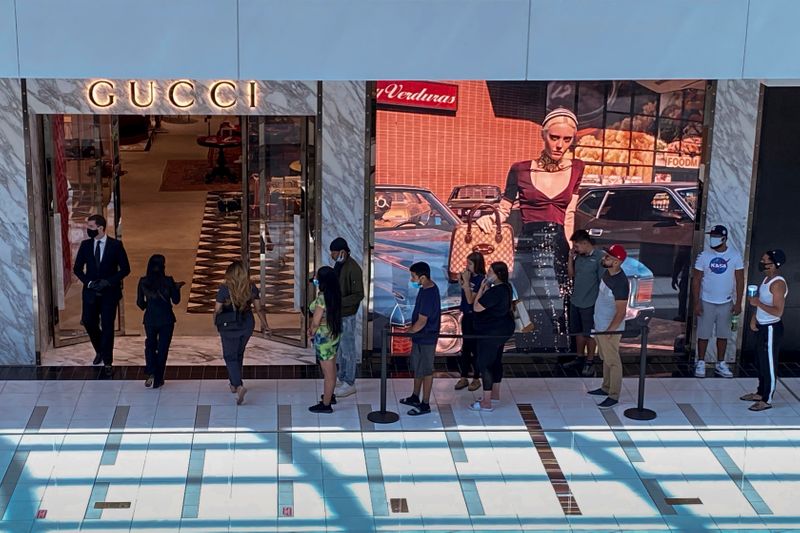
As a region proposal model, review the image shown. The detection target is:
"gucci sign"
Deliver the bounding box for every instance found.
[86,80,259,110]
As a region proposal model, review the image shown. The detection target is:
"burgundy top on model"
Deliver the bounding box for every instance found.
[502,159,585,225]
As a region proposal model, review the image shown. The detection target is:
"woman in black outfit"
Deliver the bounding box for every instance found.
[470,261,515,412]
[136,254,184,389]
[455,252,486,392]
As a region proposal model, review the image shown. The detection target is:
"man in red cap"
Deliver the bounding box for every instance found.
[587,244,630,409]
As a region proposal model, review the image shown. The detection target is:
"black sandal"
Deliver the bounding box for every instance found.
[407,403,431,416]
[400,395,421,407]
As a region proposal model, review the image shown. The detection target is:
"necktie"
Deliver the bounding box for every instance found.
[95,240,101,269]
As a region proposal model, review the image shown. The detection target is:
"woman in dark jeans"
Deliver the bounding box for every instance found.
[470,261,515,412]
[214,260,268,405]
[455,252,485,392]
[136,254,184,389]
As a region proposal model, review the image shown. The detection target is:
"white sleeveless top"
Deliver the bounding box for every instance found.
[756,276,788,325]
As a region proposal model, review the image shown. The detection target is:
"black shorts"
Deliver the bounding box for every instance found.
[569,304,594,336]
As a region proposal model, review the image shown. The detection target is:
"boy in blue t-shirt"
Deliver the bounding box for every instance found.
[399,262,441,416]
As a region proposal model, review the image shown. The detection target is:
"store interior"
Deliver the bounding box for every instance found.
[40,115,315,366]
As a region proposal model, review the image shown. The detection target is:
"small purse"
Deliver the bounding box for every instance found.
[215,307,244,331]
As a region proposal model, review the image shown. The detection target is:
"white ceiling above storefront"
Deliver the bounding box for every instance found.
[1,0,800,81]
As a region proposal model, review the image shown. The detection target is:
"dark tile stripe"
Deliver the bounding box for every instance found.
[84,481,110,519]
[0,451,29,519]
[709,446,773,515]
[641,478,677,515]
[194,405,211,430]
[25,406,48,433]
[278,480,294,518]
[358,404,375,432]
[600,409,644,463]
[101,406,130,466]
[516,403,581,516]
[278,405,292,464]
[459,478,485,516]
[438,404,467,463]
[677,403,707,428]
[181,448,206,518]
[364,447,389,517]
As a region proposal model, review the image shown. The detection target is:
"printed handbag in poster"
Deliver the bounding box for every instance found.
[448,204,514,281]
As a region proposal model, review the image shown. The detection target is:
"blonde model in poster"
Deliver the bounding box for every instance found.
[476,108,585,350]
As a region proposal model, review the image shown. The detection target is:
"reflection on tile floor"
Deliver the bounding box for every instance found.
[1,377,800,531]
[41,335,316,366]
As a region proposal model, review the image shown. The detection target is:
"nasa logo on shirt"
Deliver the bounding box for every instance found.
[709,257,729,274]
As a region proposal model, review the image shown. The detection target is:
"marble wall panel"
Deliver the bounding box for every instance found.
[0,79,36,365]
[702,79,761,362]
[321,81,367,350]
[25,79,317,116]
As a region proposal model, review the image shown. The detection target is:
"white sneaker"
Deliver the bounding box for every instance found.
[715,361,734,378]
[694,360,706,378]
[335,383,356,398]
[336,378,343,388]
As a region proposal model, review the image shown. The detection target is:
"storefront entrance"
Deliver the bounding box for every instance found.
[38,113,317,365]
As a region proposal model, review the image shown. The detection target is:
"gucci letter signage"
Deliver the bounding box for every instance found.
[87,80,259,110]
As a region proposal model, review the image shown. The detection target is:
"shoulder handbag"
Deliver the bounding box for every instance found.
[215,306,245,332]
[448,204,514,282]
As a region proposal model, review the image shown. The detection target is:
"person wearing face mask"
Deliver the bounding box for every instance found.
[563,230,605,376]
[329,237,365,399]
[587,245,630,409]
[73,214,131,375]
[691,225,744,379]
[744,250,788,412]
[399,262,441,416]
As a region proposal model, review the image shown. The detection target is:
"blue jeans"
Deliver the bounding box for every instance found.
[336,314,358,386]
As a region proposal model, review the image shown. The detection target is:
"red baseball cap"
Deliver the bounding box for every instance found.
[603,244,627,262]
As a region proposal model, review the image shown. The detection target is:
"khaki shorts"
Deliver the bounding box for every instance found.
[696,300,733,340]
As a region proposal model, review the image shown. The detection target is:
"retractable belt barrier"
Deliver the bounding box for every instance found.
[366,315,655,424]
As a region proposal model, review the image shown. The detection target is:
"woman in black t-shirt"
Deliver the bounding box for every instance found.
[470,262,515,412]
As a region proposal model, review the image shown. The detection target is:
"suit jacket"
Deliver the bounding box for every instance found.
[137,276,180,326]
[74,236,131,300]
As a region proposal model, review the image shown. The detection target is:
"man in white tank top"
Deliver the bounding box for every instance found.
[745,249,788,411]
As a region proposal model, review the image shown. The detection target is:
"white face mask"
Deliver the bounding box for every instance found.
[710,237,724,249]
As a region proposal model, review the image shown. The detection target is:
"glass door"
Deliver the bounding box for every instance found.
[43,114,123,347]
[242,116,313,346]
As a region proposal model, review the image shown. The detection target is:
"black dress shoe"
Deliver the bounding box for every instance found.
[93,354,103,365]
[104,365,113,377]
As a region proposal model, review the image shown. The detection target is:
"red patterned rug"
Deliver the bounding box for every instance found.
[160,160,241,192]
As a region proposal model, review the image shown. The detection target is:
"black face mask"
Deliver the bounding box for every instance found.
[87,228,99,239]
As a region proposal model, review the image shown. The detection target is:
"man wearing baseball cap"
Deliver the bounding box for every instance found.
[587,244,630,409]
[692,225,744,378]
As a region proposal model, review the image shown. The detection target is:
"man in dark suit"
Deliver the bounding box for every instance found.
[73,214,131,374]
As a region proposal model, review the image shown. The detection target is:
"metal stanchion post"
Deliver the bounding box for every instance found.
[624,322,657,421]
[368,327,399,424]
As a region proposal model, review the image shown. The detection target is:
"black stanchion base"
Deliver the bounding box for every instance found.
[367,410,400,424]
[624,407,657,421]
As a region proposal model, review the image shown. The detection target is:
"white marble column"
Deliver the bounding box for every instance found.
[321,82,367,350]
[702,79,762,362]
[0,79,36,365]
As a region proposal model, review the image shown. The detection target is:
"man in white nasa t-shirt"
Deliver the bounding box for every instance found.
[692,225,744,378]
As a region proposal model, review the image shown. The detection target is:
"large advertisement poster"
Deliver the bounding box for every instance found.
[371,80,706,355]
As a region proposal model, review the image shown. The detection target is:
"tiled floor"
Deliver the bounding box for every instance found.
[1,376,800,531]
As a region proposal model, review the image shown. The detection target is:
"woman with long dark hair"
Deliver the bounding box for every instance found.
[137,254,183,389]
[215,261,268,405]
[308,266,343,413]
[455,252,486,391]
[470,261,515,412]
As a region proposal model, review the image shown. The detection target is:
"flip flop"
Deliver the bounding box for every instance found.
[407,404,431,416]
[740,393,762,402]
[748,401,772,412]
